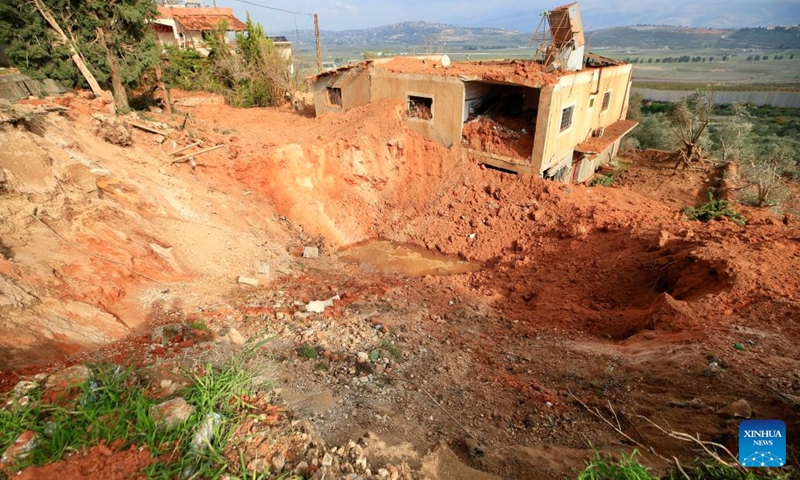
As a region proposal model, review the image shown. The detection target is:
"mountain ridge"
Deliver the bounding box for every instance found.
[277,22,800,50]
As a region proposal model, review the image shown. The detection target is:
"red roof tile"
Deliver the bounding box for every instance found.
[157,6,246,32]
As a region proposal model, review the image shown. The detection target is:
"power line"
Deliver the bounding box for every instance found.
[228,0,313,17]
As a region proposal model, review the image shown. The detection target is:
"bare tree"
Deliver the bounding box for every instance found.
[740,140,792,207]
[710,103,752,164]
[668,89,714,168]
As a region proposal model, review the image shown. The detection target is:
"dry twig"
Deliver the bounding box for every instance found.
[635,414,743,471]
[569,390,692,479]
[171,144,224,164]
[387,373,481,444]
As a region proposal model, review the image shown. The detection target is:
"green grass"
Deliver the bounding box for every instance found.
[634,82,800,92]
[683,194,746,226]
[189,320,210,331]
[296,344,320,360]
[380,340,402,360]
[578,450,653,480]
[590,173,617,187]
[577,450,793,480]
[0,344,272,479]
[0,364,160,470]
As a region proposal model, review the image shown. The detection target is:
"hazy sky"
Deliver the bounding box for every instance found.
[220,0,800,33]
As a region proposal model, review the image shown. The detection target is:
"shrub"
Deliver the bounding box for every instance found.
[590,173,617,187]
[683,193,746,225]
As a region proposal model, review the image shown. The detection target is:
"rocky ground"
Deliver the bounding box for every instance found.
[0,92,798,479]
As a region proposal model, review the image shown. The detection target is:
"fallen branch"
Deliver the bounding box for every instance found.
[569,390,690,480]
[129,122,166,136]
[635,414,744,472]
[168,142,201,156]
[171,144,224,164]
[29,213,169,286]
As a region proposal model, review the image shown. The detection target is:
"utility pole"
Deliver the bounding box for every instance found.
[314,13,322,72]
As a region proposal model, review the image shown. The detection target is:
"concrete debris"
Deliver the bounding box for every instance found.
[218,327,247,345]
[306,295,340,314]
[302,246,320,259]
[150,397,195,430]
[237,275,259,286]
[192,412,222,453]
[13,381,39,398]
[258,261,271,276]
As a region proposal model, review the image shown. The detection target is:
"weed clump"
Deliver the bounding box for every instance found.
[297,344,320,360]
[0,344,272,479]
[590,173,617,187]
[683,193,746,226]
[577,449,792,480]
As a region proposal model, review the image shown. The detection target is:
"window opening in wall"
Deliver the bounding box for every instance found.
[407,95,433,120]
[589,97,595,108]
[327,87,342,107]
[560,105,574,131]
[602,91,611,111]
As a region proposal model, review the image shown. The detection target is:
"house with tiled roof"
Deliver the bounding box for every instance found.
[153,6,246,56]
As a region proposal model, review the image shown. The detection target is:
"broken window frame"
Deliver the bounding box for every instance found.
[601,91,611,111]
[327,87,343,107]
[560,105,574,132]
[407,95,433,121]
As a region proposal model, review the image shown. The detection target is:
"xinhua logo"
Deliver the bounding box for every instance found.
[739,420,786,467]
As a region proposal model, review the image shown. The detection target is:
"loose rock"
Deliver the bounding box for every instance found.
[237,275,259,287]
[150,397,195,430]
[0,430,36,465]
[717,399,752,419]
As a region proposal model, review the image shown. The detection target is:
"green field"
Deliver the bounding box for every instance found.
[295,43,800,91]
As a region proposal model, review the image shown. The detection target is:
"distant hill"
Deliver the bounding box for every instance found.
[586,25,800,50]
[279,22,800,52]
[278,21,529,50]
[471,1,800,32]
[586,26,733,49]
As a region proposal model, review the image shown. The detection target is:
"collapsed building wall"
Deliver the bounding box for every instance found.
[370,70,464,148]
[312,63,371,115]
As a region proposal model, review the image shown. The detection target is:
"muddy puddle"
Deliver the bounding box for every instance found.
[337,239,480,277]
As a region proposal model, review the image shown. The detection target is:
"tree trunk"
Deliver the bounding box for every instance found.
[97,27,129,110]
[32,0,111,109]
[154,63,173,114]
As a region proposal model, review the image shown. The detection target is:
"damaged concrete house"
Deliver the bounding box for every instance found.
[310,2,637,183]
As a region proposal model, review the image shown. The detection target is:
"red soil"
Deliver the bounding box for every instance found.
[2,90,799,479]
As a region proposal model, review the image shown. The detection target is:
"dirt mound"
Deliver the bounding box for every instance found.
[462,116,534,160]
[232,98,458,245]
